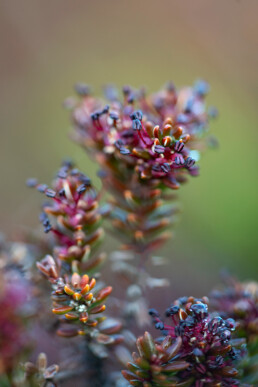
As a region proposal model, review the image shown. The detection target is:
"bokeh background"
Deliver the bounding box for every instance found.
[1,0,257,298]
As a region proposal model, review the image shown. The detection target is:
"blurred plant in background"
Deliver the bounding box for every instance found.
[0,237,35,386]
[0,81,257,387]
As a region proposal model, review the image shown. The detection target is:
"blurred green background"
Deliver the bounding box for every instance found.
[1,0,257,296]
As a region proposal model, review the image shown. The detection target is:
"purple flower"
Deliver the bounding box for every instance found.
[72,81,214,190]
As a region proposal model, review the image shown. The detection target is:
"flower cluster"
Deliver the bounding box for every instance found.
[210,278,258,343]
[27,161,105,265]
[70,82,216,259]
[28,163,119,342]
[51,272,112,337]
[72,81,213,189]
[210,278,258,385]
[123,296,245,386]
[0,240,33,377]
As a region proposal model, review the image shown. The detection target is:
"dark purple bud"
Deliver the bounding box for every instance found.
[188,165,200,176]
[58,188,66,197]
[45,189,56,198]
[154,145,165,154]
[74,83,91,96]
[70,168,79,176]
[102,105,110,114]
[149,308,159,317]
[57,169,67,179]
[215,355,224,367]
[127,93,135,104]
[174,155,184,165]
[79,175,91,186]
[26,178,38,187]
[208,355,224,369]
[44,224,52,233]
[39,212,52,233]
[220,329,231,344]
[39,212,48,223]
[190,303,208,320]
[77,184,87,195]
[153,98,164,111]
[122,85,131,96]
[161,163,170,173]
[132,119,142,130]
[228,348,239,361]
[37,184,48,193]
[208,317,224,334]
[130,110,143,121]
[193,348,204,357]
[103,85,118,101]
[176,322,186,335]
[184,98,194,113]
[225,318,236,331]
[120,147,131,155]
[109,111,119,121]
[155,321,164,330]
[165,305,179,317]
[174,141,184,152]
[194,79,210,96]
[184,316,195,327]
[185,157,195,168]
[166,81,175,93]
[91,112,101,121]
[62,159,74,169]
[152,164,161,172]
[115,139,124,149]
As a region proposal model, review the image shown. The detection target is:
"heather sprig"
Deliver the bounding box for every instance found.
[51,272,112,338]
[122,332,191,387]
[123,297,246,386]
[71,81,215,256]
[210,277,258,343]
[27,161,105,267]
[0,239,34,384]
[210,277,258,384]
[28,163,118,345]
[69,81,217,328]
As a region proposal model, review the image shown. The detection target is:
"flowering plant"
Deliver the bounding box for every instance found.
[1,81,257,387]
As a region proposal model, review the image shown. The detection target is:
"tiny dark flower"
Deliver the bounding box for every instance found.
[174,141,184,152]
[153,145,165,154]
[37,184,48,193]
[161,163,170,173]
[91,112,100,121]
[130,110,143,121]
[185,157,195,168]
[76,184,87,195]
[120,147,131,155]
[26,178,38,187]
[132,119,142,130]
[194,79,210,96]
[74,83,91,96]
[45,189,56,198]
[109,111,119,121]
[147,296,245,386]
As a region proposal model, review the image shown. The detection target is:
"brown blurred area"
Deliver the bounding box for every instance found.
[0,0,258,298]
